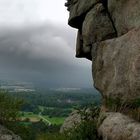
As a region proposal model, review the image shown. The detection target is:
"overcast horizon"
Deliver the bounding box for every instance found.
[0,0,93,88]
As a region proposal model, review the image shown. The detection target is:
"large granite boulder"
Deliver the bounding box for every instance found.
[80,3,116,59]
[60,111,81,133]
[65,0,140,139]
[69,1,116,60]
[76,3,116,59]
[92,28,140,100]
[82,4,115,46]
[108,0,140,36]
[98,113,140,140]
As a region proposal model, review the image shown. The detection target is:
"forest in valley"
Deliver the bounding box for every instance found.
[0,88,101,140]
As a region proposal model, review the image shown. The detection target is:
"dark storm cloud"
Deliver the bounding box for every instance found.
[0,24,74,69]
[0,23,92,88]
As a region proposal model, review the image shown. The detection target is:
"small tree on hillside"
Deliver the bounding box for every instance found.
[0,91,23,124]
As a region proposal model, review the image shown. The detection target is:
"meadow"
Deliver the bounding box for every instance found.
[6,88,101,140]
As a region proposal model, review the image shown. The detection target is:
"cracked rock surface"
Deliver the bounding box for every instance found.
[65,0,140,139]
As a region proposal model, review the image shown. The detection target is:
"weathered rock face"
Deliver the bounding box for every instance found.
[65,0,140,139]
[65,0,99,28]
[92,28,140,100]
[65,0,140,102]
[80,3,116,60]
[108,0,140,36]
[0,125,21,140]
[68,0,117,60]
[98,113,140,140]
[60,111,81,133]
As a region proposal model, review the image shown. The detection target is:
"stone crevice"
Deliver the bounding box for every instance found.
[101,0,118,37]
[66,0,140,139]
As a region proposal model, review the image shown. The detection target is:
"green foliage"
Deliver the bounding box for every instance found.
[130,98,140,108]
[33,123,64,140]
[64,105,101,140]
[0,91,34,140]
[65,121,98,140]
[36,133,67,140]
[6,122,35,140]
[35,105,101,140]
[0,91,23,124]
[42,108,72,117]
[6,120,62,140]
[0,89,101,140]
[104,97,140,121]
[11,89,101,111]
[104,97,140,111]
[104,97,122,112]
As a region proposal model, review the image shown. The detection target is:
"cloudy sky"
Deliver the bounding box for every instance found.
[0,0,93,88]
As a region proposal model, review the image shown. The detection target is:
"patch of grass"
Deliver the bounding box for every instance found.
[19,112,40,122]
[104,97,140,121]
[44,116,65,125]
[20,112,65,125]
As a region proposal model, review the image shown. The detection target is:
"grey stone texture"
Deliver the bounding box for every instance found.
[66,0,100,28]
[98,113,140,140]
[65,0,140,139]
[92,28,140,100]
[60,110,81,133]
[81,3,116,59]
[108,0,140,36]
[65,0,140,106]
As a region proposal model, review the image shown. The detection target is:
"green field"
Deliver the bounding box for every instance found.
[1,88,101,140]
[20,112,40,122]
[20,112,65,125]
[44,116,65,125]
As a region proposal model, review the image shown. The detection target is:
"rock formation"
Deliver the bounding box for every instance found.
[65,0,140,139]
[98,113,140,140]
[0,125,21,140]
[60,111,81,133]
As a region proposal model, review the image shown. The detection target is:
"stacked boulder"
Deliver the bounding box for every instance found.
[65,0,140,139]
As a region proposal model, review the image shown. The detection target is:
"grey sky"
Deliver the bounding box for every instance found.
[0,0,68,26]
[0,0,93,88]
